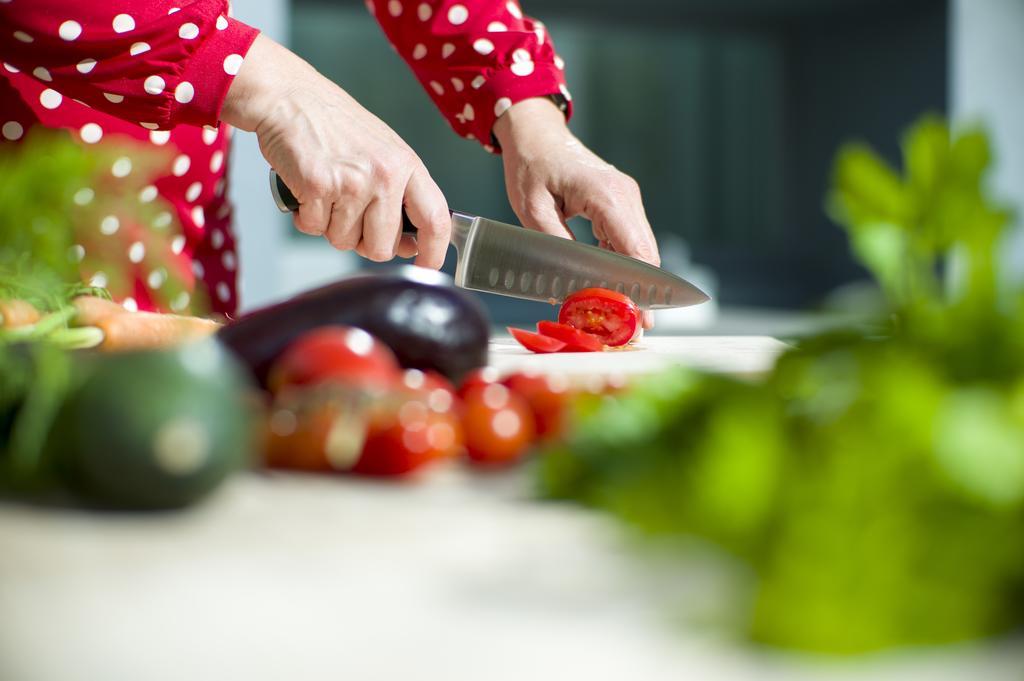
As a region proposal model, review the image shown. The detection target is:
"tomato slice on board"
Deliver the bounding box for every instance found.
[536,320,604,353]
[508,327,568,354]
[558,288,641,347]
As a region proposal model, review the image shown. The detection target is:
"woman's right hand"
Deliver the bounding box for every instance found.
[221,35,451,269]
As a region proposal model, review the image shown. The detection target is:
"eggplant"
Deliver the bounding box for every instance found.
[218,267,490,386]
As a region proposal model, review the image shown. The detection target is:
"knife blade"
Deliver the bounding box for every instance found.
[269,170,709,309]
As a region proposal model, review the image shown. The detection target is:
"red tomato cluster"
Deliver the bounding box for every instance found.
[261,325,622,477]
[508,288,642,354]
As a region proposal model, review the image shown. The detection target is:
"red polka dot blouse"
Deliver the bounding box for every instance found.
[0,0,572,316]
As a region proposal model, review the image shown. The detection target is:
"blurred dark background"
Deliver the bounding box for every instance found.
[284,0,947,321]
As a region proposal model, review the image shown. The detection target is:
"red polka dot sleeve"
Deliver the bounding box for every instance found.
[0,0,259,131]
[370,0,573,151]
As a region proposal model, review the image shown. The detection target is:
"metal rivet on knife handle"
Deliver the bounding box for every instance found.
[504,270,515,290]
[535,274,546,296]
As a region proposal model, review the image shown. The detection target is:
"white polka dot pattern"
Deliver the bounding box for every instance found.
[111,157,132,177]
[447,5,468,25]
[139,185,158,203]
[371,0,572,152]
[39,89,62,109]
[223,54,243,75]
[174,81,195,103]
[80,123,102,144]
[130,41,150,56]
[2,121,24,141]
[59,20,82,41]
[112,14,135,33]
[76,58,96,73]
[179,22,199,39]
[144,75,165,95]
[172,154,191,176]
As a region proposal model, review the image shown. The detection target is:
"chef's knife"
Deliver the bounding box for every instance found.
[269,170,709,309]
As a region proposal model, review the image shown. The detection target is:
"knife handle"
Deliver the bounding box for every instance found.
[269,169,417,235]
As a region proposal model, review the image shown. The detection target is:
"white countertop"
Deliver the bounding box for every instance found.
[1,337,1020,681]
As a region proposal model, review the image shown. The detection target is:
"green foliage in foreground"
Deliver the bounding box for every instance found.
[538,116,1024,654]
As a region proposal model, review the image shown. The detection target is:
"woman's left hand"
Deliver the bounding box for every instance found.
[493,97,661,327]
[493,98,661,268]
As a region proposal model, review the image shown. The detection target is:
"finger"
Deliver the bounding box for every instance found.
[396,234,418,259]
[324,201,363,251]
[588,200,660,267]
[404,167,451,270]
[293,197,330,236]
[516,187,572,239]
[359,197,401,262]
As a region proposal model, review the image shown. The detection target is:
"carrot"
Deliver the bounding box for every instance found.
[73,296,128,326]
[0,299,41,328]
[95,311,222,351]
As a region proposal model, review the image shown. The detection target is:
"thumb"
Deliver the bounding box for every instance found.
[515,188,573,240]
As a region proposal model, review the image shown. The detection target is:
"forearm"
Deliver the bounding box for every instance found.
[221,34,317,133]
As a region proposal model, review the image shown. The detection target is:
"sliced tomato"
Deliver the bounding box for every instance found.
[268,325,400,393]
[461,383,537,466]
[558,288,641,347]
[508,326,567,354]
[536,320,604,353]
[502,372,574,440]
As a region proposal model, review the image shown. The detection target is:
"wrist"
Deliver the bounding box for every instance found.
[221,35,315,132]
[492,96,570,152]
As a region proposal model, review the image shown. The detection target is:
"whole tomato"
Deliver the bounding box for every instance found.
[268,326,400,393]
[263,393,369,472]
[457,366,503,399]
[502,372,574,441]
[264,388,462,477]
[461,383,537,466]
[352,391,463,476]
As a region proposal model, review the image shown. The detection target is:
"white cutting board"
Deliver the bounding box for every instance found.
[489,334,789,377]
